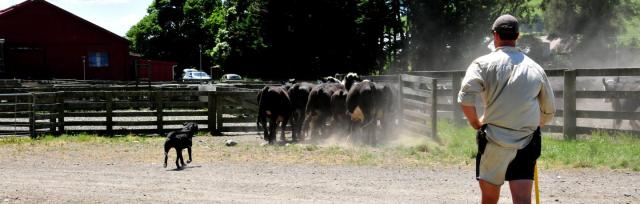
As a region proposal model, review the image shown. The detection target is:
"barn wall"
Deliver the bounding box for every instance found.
[0,1,129,80]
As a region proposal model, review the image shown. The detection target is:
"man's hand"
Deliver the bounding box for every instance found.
[461,105,483,130]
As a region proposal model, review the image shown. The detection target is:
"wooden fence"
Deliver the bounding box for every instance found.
[2,68,639,139]
[409,68,640,139]
[0,90,259,137]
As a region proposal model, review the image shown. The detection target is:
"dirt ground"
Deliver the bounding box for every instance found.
[0,135,638,204]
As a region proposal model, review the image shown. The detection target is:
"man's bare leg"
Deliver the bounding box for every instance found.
[479,179,501,204]
[509,180,533,204]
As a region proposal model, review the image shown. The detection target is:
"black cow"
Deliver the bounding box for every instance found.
[330,89,350,136]
[346,80,396,145]
[372,83,396,142]
[257,86,292,144]
[302,82,345,141]
[346,80,377,144]
[602,78,640,130]
[287,82,316,142]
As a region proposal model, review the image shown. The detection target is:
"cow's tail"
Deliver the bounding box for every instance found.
[257,87,269,131]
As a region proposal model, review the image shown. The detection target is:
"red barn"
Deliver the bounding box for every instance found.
[0,0,131,80]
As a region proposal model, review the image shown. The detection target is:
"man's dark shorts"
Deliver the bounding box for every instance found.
[476,125,541,181]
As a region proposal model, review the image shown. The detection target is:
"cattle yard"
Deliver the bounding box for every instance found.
[1,68,639,140]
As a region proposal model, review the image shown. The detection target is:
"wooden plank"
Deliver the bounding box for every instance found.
[0,103,31,112]
[162,120,208,125]
[402,119,431,136]
[402,87,430,98]
[163,101,207,109]
[112,102,153,109]
[65,102,105,110]
[576,91,640,99]
[563,70,577,140]
[575,68,640,77]
[0,121,30,126]
[163,111,207,116]
[575,110,640,120]
[0,112,30,118]
[32,103,59,111]
[403,110,429,122]
[64,121,107,126]
[221,116,259,123]
[362,75,400,82]
[219,126,260,133]
[402,98,428,111]
[408,71,465,78]
[401,74,434,84]
[65,112,109,117]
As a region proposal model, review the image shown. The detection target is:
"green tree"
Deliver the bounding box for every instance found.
[127,0,222,69]
[405,1,535,71]
[542,0,640,67]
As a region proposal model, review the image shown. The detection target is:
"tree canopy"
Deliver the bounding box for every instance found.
[127,0,640,79]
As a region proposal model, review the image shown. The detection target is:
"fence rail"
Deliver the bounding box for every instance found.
[2,68,639,138]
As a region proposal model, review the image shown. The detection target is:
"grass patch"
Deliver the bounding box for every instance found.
[0,125,638,171]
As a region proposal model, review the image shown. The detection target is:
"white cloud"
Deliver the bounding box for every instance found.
[0,0,23,9]
[56,0,133,5]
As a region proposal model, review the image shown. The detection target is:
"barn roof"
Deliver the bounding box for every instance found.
[0,0,128,44]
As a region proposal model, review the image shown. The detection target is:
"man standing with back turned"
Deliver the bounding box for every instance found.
[458,14,556,204]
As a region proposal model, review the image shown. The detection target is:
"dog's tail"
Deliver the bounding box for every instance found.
[163,141,171,168]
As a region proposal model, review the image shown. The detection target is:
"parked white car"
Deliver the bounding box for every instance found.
[220,74,243,82]
[182,68,211,81]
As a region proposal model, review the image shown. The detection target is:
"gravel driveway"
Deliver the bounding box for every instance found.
[0,135,638,204]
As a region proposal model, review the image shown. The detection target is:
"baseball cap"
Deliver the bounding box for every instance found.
[491,14,519,34]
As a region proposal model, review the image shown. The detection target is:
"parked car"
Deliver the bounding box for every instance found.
[220,74,243,82]
[182,68,211,81]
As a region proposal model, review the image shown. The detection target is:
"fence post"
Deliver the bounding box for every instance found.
[29,93,35,138]
[398,74,404,124]
[49,93,56,134]
[563,69,577,140]
[105,91,113,136]
[207,91,219,135]
[451,72,463,125]
[430,78,439,141]
[57,91,65,134]
[216,92,223,133]
[155,90,164,135]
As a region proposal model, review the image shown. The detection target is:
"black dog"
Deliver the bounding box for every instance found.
[163,122,198,169]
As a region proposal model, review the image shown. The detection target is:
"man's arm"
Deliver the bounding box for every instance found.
[538,74,556,127]
[461,105,482,130]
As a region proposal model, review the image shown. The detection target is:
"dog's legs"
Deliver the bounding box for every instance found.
[187,147,192,164]
[175,148,183,169]
[178,149,186,167]
[164,152,168,168]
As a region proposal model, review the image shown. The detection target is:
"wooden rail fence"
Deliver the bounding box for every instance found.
[2,68,639,139]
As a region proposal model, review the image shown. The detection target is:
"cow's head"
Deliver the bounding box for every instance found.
[321,76,340,83]
[342,72,362,91]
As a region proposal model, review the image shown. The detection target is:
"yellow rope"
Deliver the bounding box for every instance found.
[534,163,540,204]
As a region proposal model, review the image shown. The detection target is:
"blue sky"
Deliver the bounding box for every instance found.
[0,0,153,37]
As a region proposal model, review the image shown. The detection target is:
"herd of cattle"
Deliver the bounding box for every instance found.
[256,73,396,145]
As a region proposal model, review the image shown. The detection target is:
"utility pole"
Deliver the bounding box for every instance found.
[199,44,203,70]
[81,56,86,80]
[0,39,5,75]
